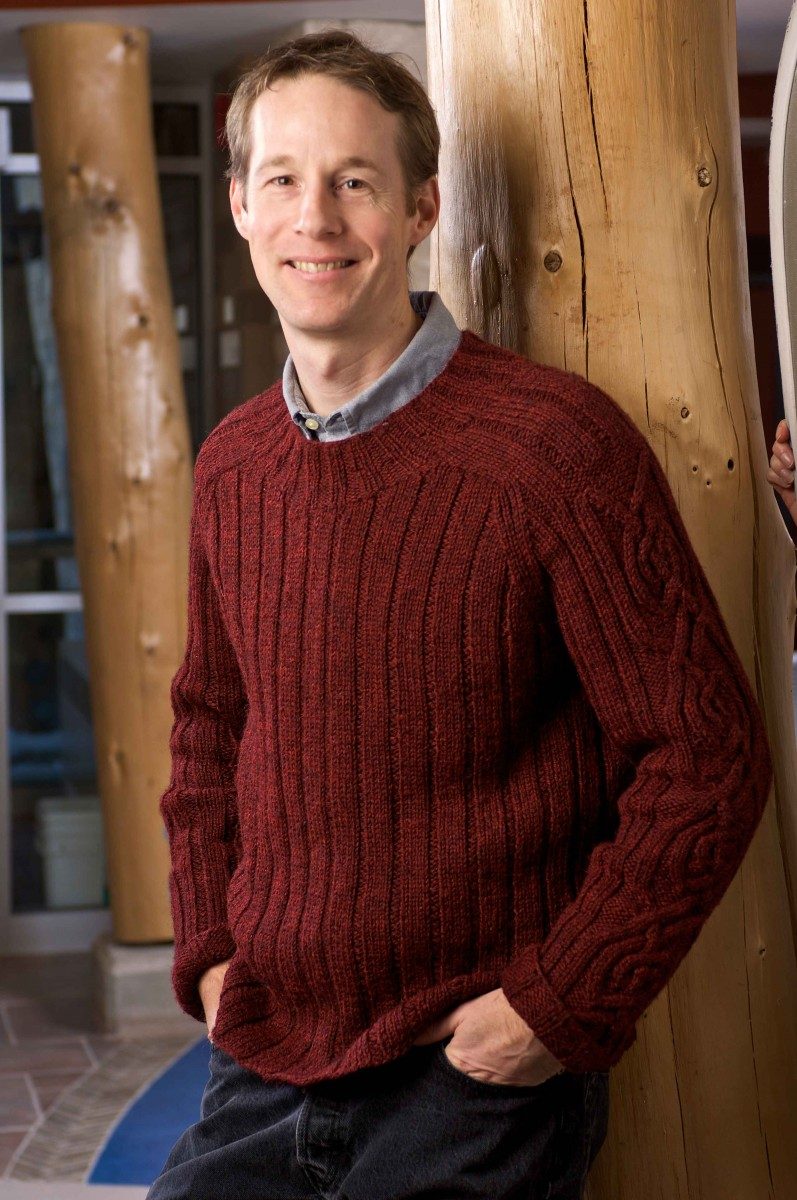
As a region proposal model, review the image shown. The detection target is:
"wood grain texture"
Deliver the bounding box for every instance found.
[425,0,797,1194]
[22,22,193,942]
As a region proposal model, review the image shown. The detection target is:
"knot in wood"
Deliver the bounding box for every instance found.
[104,196,120,215]
[544,250,563,273]
[469,242,501,314]
[680,406,689,419]
[697,165,712,187]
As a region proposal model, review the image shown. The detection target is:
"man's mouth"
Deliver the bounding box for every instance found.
[286,259,356,273]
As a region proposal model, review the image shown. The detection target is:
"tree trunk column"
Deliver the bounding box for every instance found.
[23,22,193,942]
[425,0,797,1195]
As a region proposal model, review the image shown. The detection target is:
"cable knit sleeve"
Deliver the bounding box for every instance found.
[499,378,773,1073]
[159,467,247,1022]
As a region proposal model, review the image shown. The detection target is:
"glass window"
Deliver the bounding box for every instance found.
[160,174,202,452]
[4,102,35,154]
[8,610,105,913]
[1,173,79,597]
[153,102,199,156]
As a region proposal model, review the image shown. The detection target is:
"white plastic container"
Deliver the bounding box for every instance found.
[34,796,106,909]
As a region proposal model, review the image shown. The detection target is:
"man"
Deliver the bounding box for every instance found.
[148,28,772,1200]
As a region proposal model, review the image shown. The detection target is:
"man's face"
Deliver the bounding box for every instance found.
[229,73,438,341]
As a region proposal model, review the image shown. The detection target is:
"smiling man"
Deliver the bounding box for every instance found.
[148,28,772,1200]
[231,73,433,416]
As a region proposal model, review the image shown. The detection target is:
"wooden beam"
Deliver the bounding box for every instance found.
[426,1,797,1196]
[23,21,193,942]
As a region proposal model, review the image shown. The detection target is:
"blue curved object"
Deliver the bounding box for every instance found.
[89,1036,210,1185]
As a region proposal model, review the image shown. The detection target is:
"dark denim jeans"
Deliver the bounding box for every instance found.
[146,1036,609,1200]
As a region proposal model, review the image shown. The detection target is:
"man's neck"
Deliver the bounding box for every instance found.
[283,297,423,418]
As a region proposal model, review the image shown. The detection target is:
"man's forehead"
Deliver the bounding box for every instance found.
[246,79,401,175]
[252,152,385,177]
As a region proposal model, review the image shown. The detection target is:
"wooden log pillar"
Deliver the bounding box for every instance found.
[22,23,192,942]
[425,0,797,1194]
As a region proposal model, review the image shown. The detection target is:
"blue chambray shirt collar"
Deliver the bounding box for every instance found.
[281,290,463,441]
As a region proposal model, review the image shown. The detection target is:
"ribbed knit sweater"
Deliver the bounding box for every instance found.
[160,329,772,1087]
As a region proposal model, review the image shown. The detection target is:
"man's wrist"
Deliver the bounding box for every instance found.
[199,959,231,996]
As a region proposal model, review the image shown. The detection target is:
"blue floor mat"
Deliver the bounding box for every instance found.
[89,1037,210,1185]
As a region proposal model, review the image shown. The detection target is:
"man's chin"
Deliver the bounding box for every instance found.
[276,303,362,339]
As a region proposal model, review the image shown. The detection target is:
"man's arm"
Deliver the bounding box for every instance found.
[159,468,247,1023]
[499,379,773,1073]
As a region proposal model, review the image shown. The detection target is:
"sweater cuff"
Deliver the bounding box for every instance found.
[500,944,636,1073]
[171,925,237,1023]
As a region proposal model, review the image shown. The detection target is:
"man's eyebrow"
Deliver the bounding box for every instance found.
[253,155,384,176]
[336,156,383,174]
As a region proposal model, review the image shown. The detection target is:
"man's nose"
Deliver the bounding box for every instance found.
[293,183,343,238]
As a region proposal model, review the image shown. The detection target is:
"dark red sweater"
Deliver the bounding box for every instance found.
[160,329,772,1086]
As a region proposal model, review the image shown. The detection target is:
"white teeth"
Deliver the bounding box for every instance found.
[290,260,351,272]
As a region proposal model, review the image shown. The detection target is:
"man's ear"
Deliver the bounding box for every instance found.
[409,176,441,250]
[229,176,251,242]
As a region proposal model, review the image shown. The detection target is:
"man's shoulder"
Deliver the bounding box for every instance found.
[193,380,283,490]
[459,331,649,472]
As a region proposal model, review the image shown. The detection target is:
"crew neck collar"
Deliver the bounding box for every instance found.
[251,328,490,502]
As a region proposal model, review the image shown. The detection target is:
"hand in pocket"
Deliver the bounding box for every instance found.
[198,958,233,1041]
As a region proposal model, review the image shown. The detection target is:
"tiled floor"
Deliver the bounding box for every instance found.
[0,1186,148,1199]
[0,953,196,1190]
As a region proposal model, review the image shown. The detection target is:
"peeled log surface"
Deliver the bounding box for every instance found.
[425,0,797,1195]
[23,23,192,942]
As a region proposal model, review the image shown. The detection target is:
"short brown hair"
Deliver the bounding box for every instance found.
[224,27,440,220]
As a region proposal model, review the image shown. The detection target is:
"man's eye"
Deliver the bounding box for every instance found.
[340,178,366,191]
[270,176,293,186]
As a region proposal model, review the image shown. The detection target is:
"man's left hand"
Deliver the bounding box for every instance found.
[411,987,565,1087]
